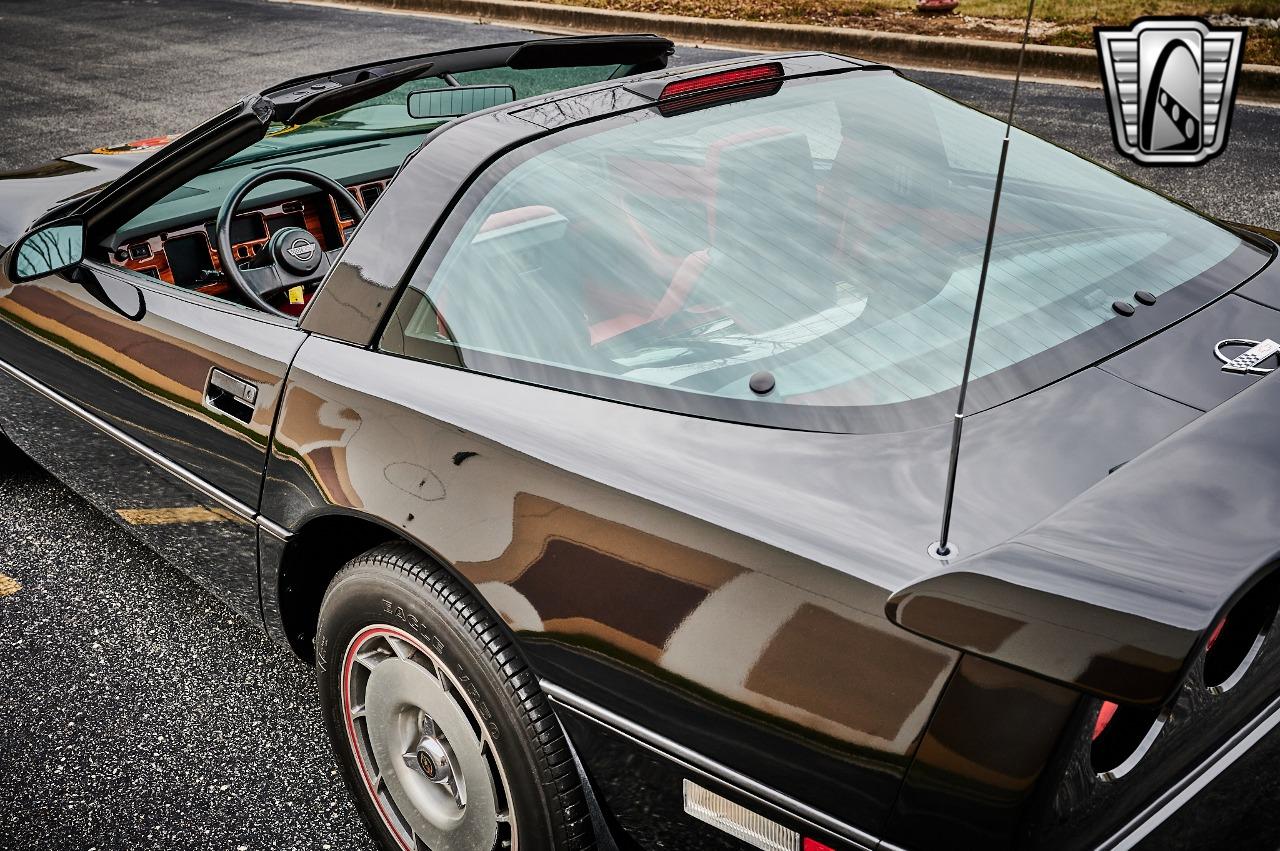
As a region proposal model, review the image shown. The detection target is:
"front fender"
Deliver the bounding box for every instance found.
[0,151,153,244]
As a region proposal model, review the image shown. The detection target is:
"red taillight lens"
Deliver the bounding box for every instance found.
[1092,700,1119,741]
[1203,572,1280,690]
[659,63,783,102]
[1206,618,1226,651]
[803,839,837,851]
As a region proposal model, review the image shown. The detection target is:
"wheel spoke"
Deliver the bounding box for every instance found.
[430,658,453,694]
[356,646,390,670]
[386,635,416,660]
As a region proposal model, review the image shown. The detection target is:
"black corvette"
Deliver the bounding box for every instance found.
[2,34,1279,851]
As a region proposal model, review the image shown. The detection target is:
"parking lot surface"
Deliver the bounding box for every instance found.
[0,1,1278,849]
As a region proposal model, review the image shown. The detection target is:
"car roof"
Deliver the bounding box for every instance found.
[456,50,886,132]
[262,34,679,125]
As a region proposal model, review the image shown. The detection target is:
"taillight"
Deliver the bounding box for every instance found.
[803,840,837,851]
[657,63,783,115]
[1091,700,1118,741]
[1206,618,1226,651]
[1090,700,1166,780]
[1203,577,1278,692]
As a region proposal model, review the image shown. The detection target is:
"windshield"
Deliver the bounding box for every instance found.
[117,64,636,241]
[382,71,1267,432]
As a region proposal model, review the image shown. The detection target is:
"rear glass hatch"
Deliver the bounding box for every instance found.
[385,68,1275,433]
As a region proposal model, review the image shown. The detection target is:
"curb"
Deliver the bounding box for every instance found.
[304,0,1280,102]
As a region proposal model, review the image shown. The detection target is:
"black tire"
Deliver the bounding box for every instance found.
[316,542,594,851]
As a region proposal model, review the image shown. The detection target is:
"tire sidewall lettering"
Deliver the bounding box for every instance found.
[375,597,501,742]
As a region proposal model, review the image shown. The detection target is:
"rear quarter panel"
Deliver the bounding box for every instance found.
[262,335,963,843]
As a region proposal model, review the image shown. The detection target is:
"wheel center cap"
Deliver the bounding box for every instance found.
[358,653,498,848]
[413,734,453,786]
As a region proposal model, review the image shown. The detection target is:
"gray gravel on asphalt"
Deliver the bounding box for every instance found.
[0,0,732,172]
[0,2,1277,850]
[0,439,375,851]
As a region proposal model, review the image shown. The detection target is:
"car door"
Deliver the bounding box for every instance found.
[0,35,680,622]
[0,259,303,620]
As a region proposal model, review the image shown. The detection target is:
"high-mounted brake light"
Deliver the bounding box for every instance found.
[659,64,783,100]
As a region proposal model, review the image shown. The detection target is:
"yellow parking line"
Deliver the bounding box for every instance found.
[0,574,20,597]
[115,506,236,525]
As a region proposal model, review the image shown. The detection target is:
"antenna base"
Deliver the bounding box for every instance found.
[927,541,958,561]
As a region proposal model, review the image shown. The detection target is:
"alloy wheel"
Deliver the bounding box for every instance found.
[341,625,517,851]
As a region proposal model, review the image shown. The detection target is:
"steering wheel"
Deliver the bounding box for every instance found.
[214,166,364,318]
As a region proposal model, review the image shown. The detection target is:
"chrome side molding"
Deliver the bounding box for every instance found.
[540,680,880,851]
[1098,690,1280,850]
[0,354,291,540]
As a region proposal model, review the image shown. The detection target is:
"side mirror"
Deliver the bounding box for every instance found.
[7,220,85,283]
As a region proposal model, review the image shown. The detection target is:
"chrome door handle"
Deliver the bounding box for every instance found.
[205,368,258,422]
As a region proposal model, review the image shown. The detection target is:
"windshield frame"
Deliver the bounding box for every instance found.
[378,71,1276,435]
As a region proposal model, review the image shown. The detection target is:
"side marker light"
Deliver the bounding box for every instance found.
[684,780,836,851]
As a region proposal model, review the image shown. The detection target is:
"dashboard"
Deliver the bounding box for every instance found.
[100,129,426,307]
[107,178,389,299]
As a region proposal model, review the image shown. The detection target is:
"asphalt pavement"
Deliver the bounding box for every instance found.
[2,0,1278,224]
[0,1,1278,849]
[0,439,373,851]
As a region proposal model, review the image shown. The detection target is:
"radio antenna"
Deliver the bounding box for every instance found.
[931,0,1037,560]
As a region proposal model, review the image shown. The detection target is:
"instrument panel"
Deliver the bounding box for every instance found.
[107,178,388,298]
